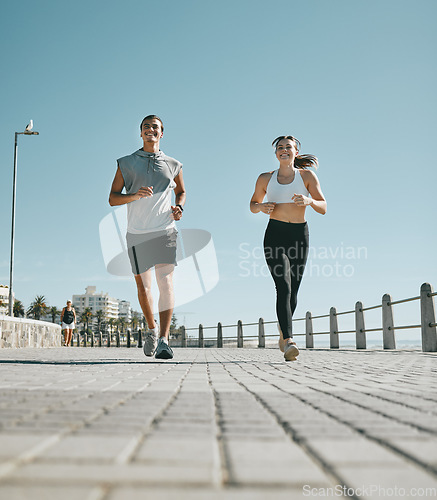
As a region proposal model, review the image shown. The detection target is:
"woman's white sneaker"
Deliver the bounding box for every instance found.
[284,342,299,361]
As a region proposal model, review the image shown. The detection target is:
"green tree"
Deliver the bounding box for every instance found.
[13,300,25,318]
[108,317,116,340]
[27,295,48,320]
[94,309,105,333]
[170,313,180,340]
[49,306,60,323]
[80,308,93,334]
[117,317,127,335]
[130,312,140,332]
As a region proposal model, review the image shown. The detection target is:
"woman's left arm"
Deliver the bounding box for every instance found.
[293,170,327,215]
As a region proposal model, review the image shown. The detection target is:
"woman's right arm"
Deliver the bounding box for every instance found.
[109,166,154,206]
[250,173,276,214]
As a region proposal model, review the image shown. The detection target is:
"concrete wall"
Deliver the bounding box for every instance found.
[0,315,62,348]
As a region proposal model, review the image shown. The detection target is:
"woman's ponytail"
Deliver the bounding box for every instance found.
[295,154,318,169]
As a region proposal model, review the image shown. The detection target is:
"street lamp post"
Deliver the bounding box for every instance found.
[8,122,39,316]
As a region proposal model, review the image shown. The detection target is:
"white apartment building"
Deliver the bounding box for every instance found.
[118,300,132,324]
[72,286,119,326]
[72,286,136,329]
[0,285,13,315]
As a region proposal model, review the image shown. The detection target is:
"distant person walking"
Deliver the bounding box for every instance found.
[250,136,327,361]
[109,115,186,360]
[61,300,76,346]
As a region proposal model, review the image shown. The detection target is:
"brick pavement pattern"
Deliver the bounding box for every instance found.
[0,347,436,500]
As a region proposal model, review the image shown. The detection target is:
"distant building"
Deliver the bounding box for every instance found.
[72,286,119,327]
[0,285,13,315]
[72,286,139,330]
[118,300,132,324]
[131,309,144,329]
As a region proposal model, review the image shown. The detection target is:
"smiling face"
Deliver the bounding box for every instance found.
[275,137,299,164]
[140,118,163,147]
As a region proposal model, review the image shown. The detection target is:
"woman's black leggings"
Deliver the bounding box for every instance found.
[263,219,309,340]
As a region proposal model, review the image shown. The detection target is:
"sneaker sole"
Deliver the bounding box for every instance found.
[284,345,299,361]
[155,351,173,360]
[143,346,157,357]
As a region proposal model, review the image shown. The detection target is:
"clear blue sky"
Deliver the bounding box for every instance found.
[1,0,436,343]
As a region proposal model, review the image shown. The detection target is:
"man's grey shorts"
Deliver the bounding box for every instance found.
[126,229,178,275]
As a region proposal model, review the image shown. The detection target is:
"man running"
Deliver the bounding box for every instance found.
[109,115,186,359]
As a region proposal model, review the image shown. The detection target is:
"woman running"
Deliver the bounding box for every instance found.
[61,300,76,347]
[250,135,327,361]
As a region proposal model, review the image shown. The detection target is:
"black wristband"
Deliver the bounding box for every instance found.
[176,204,184,212]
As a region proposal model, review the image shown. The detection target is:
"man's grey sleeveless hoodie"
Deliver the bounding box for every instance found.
[117,149,182,234]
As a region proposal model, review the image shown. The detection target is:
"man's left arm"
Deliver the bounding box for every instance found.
[171,171,186,221]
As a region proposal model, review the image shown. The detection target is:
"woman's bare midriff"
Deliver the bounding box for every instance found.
[269,203,306,223]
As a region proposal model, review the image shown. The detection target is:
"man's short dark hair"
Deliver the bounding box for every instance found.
[140,115,164,132]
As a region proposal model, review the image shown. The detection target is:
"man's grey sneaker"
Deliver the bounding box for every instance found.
[155,338,174,360]
[143,325,159,357]
[284,342,299,362]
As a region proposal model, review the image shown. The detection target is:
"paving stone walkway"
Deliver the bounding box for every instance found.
[0,347,436,500]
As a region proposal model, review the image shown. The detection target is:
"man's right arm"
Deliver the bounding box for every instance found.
[109,166,153,206]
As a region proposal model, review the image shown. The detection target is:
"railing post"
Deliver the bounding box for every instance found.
[237,320,243,348]
[420,283,437,352]
[126,329,131,348]
[198,324,204,348]
[382,293,396,349]
[181,326,186,348]
[98,331,102,347]
[258,318,265,348]
[83,331,87,347]
[306,311,313,348]
[137,329,142,348]
[107,330,111,347]
[90,331,94,347]
[116,331,120,348]
[217,322,223,348]
[355,301,366,349]
[330,307,339,348]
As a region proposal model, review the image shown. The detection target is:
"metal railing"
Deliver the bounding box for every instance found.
[68,282,437,352]
[179,282,437,352]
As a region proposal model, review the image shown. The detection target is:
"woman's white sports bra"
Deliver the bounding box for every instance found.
[266,169,309,203]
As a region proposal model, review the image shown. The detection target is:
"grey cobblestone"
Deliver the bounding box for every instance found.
[0,347,436,499]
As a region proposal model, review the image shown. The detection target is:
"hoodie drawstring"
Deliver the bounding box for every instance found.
[136,149,171,174]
